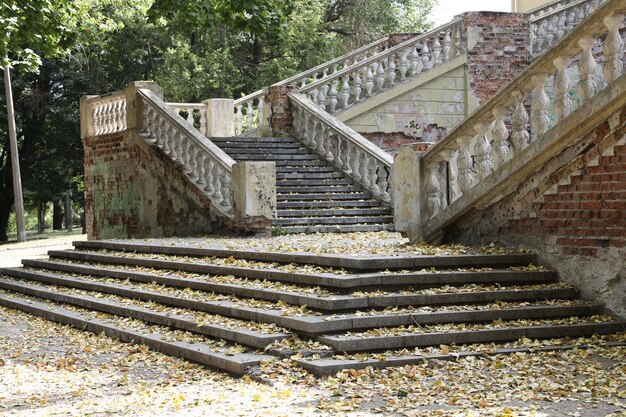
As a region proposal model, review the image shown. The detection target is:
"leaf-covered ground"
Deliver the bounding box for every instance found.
[1,306,624,416]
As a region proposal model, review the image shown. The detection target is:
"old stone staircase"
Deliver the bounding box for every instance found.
[210,136,394,233]
[0,240,622,375]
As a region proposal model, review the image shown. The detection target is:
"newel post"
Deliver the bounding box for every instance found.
[80,95,99,139]
[125,81,163,131]
[232,161,277,230]
[203,99,234,137]
[391,145,423,243]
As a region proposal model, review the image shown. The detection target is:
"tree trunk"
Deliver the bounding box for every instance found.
[65,190,73,232]
[37,200,46,233]
[53,199,63,230]
[0,192,13,242]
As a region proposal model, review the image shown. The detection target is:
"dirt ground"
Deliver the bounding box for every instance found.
[0,234,624,416]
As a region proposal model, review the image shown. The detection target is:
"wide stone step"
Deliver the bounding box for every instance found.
[0,291,270,375]
[274,216,394,226]
[277,208,390,217]
[277,192,371,201]
[276,172,344,180]
[0,276,289,349]
[276,185,361,194]
[274,160,327,167]
[209,136,297,144]
[276,179,353,187]
[24,257,559,292]
[317,320,623,352]
[72,240,539,271]
[227,153,319,161]
[215,142,302,149]
[277,224,395,234]
[275,166,336,174]
[277,200,383,209]
[0,268,588,336]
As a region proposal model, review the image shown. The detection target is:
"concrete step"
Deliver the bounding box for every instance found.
[277,200,383,209]
[277,208,391,217]
[274,160,327,167]
[276,172,344,180]
[276,179,353,187]
[275,166,336,174]
[0,290,270,375]
[318,320,623,352]
[276,185,361,193]
[274,216,394,226]
[215,142,302,149]
[278,224,395,234]
[209,136,297,144]
[72,240,539,272]
[277,192,371,201]
[0,276,289,349]
[25,257,558,291]
[226,154,319,161]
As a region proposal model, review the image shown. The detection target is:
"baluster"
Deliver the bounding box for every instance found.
[553,55,573,122]
[454,25,463,56]
[318,87,327,111]
[399,48,410,80]
[185,108,193,125]
[441,149,461,202]
[387,54,397,86]
[352,70,363,102]
[531,73,550,139]
[422,40,432,69]
[204,160,215,195]
[456,134,476,194]
[199,108,207,135]
[340,75,351,109]
[329,79,339,113]
[352,148,362,181]
[104,101,113,133]
[365,65,375,97]
[246,101,254,132]
[510,90,530,153]
[410,45,422,75]
[212,167,224,203]
[195,153,206,188]
[186,145,198,179]
[556,12,567,41]
[566,9,576,31]
[546,15,558,46]
[376,165,391,202]
[535,20,546,53]
[308,117,318,149]
[360,152,372,188]
[427,161,443,218]
[235,105,243,136]
[220,174,232,211]
[603,13,624,84]
[443,30,452,62]
[473,121,493,180]
[575,6,585,24]
[577,36,597,101]
[367,159,379,195]
[433,34,442,65]
[491,107,510,168]
[257,99,265,130]
[375,61,386,91]
[324,131,334,161]
[316,123,326,155]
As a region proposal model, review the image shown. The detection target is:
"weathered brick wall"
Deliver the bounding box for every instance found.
[446,105,626,317]
[462,12,531,108]
[361,132,434,154]
[267,85,296,136]
[83,131,223,239]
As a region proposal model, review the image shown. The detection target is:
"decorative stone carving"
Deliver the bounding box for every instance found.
[602,13,624,83]
[491,107,510,167]
[531,73,550,138]
[577,36,597,101]
[473,121,493,180]
[553,55,573,121]
[510,90,530,152]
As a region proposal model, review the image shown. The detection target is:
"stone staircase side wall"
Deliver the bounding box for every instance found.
[83,130,224,239]
[445,103,626,318]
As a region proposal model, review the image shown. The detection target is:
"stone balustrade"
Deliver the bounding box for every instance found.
[530,0,606,55]
[290,92,394,203]
[299,19,464,116]
[418,0,624,240]
[80,91,127,137]
[233,92,266,136]
[166,103,208,135]
[138,89,236,216]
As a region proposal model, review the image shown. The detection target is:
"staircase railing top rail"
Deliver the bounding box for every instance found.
[299,18,462,95]
[138,88,236,170]
[422,0,623,165]
[233,36,391,106]
[527,0,591,20]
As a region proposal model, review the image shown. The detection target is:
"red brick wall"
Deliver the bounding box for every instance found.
[361,132,432,154]
[83,132,225,239]
[462,12,531,105]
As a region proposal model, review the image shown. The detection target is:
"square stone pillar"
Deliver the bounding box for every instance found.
[125,81,164,131]
[233,161,276,227]
[204,99,234,137]
[392,145,423,243]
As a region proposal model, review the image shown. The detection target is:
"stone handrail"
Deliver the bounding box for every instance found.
[299,19,463,115]
[166,102,208,136]
[289,92,394,203]
[232,36,391,135]
[420,0,625,240]
[138,89,236,216]
[81,91,127,137]
[530,0,606,55]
